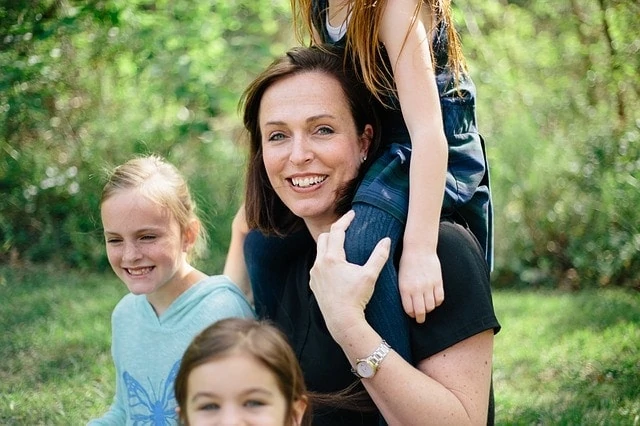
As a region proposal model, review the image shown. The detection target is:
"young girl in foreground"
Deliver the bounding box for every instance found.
[88,155,254,425]
[175,317,309,426]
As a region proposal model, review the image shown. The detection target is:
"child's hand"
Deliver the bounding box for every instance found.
[398,248,444,323]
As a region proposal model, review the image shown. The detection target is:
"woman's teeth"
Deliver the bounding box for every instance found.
[291,175,327,188]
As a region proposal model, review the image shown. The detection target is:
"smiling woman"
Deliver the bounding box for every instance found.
[259,70,372,239]
[224,46,500,426]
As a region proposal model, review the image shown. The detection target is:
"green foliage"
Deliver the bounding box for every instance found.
[0,0,292,270]
[457,0,640,289]
[1,0,639,288]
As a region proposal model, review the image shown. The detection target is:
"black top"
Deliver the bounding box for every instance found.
[246,221,500,426]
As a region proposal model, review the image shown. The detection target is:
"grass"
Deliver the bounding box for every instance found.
[493,290,640,425]
[1,266,639,425]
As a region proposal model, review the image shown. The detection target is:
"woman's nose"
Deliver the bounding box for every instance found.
[289,135,313,165]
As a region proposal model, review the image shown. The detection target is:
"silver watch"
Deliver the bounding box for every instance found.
[352,340,391,379]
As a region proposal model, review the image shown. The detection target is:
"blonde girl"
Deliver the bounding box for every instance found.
[89,155,254,425]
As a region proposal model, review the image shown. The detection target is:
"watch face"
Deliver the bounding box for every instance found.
[356,361,375,378]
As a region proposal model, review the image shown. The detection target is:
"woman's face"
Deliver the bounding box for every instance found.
[259,70,371,235]
[183,353,304,426]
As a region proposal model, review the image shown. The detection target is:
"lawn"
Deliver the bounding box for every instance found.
[1,266,638,425]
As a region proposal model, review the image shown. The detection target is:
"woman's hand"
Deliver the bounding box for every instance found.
[310,210,390,342]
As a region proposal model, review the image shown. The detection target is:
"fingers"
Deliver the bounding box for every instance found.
[363,237,391,280]
[326,210,355,247]
[316,231,329,257]
[413,296,428,324]
[319,210,355,258]
[434,284,445,308]
[401,288,446,324]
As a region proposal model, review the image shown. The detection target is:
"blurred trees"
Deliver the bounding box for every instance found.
[458,0,639,289]
[0,0,638,288]
[0,0,292,271]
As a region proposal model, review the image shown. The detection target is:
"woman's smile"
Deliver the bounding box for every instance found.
[289,174,328,189]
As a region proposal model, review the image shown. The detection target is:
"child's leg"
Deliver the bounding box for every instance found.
[343,202,412,363]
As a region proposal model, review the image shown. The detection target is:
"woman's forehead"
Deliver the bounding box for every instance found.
[259,71,350,121]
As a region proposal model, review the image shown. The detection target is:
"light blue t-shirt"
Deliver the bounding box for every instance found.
[88,275,255,425]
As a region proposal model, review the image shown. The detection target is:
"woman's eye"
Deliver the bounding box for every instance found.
[317,125,334,135]
[316,126,334,135]
[140,235,156,241]
[267,132,286,142]
[106,238,122,244]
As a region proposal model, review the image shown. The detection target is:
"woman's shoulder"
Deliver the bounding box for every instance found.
[437,221,488,274]
[409,220,499,360]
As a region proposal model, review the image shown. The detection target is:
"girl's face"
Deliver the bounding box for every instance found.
[183,353,305,426]
[259,70,371,236]
[101,189,192,309]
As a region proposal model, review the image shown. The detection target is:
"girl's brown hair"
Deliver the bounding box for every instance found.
[291,0,466,104]
[175,318,311,426]
[241,45,382,235]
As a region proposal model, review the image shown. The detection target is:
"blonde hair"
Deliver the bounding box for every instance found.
[100,155,207,259]
[291,0,467,104]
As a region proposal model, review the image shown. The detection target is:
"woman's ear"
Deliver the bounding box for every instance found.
[182,219,200,252]
[360,124,374,159]
[290,396,308,426]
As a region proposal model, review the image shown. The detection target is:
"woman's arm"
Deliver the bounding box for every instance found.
[379,0,448,322]
[310,211,493,425]
[223,204,252,299]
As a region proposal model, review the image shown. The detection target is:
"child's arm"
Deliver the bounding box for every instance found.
[379,0,447,323]
[223,204,252,300]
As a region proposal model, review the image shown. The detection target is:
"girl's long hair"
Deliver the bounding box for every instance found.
[291,0,467,104]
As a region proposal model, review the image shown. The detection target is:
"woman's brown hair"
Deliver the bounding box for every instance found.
[241,45,382,235]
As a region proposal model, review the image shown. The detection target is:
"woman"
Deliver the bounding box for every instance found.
[225,46,500,425]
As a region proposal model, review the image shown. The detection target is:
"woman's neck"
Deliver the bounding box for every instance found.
[304,218,336,243]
